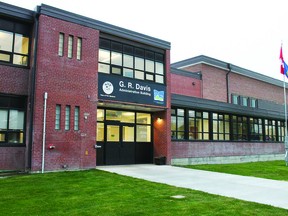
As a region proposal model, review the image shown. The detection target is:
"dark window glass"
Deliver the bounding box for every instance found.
[99,38,110,49]
[249,117,263,141]
[111,42,122,52]
[135,48,144,57]
[171,108,185,139]
[231,116,248,141]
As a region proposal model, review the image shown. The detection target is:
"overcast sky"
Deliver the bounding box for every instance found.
[2,0,288,81]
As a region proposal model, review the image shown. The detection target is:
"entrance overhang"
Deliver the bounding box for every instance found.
[98,101,166,112]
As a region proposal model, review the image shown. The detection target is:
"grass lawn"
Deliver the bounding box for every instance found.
[0,169,288,215]
[183,160,288,181]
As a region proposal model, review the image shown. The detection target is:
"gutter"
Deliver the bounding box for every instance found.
[226,63,232,103]
[27,7,40,171]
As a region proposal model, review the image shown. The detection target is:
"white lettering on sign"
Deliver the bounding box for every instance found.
[136,84,151,92]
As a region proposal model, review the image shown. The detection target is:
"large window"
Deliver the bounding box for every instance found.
[171,108,185,139]
[96,109,151,142]
[249,118,263,141]
[0,109,24,144]
[264,119,276,141]
[212,113,230,141]
[98,38,165,84]
[171,107,285,143]
[232,116,248,141]
[0,19,30,66]
[0,30,29,66]
[188,110,209,140]
[136,113,151,142]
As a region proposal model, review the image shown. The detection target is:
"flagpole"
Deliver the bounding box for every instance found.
[284,75,288,166]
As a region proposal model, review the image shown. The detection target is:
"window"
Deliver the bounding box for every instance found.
[58,33,64,56]
[171,108,185,139]
[0,30,29,66]
[249,118,263,141]
[189,110,209,140]
[74,106,79,131]
[212,113,230,140]
[241,97,248,106]
[55,105,61,130]
[98,38,165,84]
[277,121,285,142]
[76,37,82,60]
[250,98,257,108]
[232,116,248,141]
[0,109,24,144]
[65,106,70,130]
[68,35,73,58]
[97,109,104,142]
[264,119,276,141]
[136,113,151,142]
[232,95,239,105]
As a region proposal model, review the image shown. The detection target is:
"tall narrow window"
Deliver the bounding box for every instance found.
[74,106,79,131]
[65,106,70,130]
[76,38,82,60]
[68,35,73,58]
[58,33,64,56]
[55,105,61,130]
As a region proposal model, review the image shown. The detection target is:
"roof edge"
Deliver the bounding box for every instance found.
[172,55,285,88]
[0,2,34,22]
[38,4,170,50]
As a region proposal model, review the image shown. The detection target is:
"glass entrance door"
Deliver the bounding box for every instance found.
[105,122,135,165]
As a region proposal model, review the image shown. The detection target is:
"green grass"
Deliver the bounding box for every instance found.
[0,169,287,215]
[183,160,288,181]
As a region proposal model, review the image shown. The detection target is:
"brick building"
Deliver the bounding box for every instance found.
[0,3,285,172]
[171,56,286,164]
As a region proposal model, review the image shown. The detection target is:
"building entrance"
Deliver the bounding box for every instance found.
[96,109,153,165]
[105,122,135,165]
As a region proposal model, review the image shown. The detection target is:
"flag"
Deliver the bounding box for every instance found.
[280,46,285,75]
[280,45,288,76]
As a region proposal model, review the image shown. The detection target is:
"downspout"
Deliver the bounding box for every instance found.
[41,92,48,173]
[28,7,40,171]
[226,63,232,103]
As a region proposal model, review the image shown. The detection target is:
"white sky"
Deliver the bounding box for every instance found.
[2,0,288,81]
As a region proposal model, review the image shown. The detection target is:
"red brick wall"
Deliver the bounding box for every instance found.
[0,65,29,95]
[31,15,99,171]
[171,73,202,98]
[229,73,285,104]
[172,141,284,158]
[153,50,171,164]
[0,51,31,171]
[184,64,228,102]
[182,64,286,104]
[0,147,26,171]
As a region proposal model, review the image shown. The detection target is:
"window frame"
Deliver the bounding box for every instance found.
[0,29,30,67]
[76,37,82,60]
[65,105,71,131]
[98,38,165,84]
[0,108,25,145]
[58,33,64,57]
[74,106,80,131]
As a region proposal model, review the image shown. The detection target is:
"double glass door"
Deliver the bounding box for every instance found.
[105,122,135,165]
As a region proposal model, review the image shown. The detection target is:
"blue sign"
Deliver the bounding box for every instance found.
[98,74,166,107]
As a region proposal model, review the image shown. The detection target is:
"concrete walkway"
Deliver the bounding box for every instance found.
[98,164,288,210]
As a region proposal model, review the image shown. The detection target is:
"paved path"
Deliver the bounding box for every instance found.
[98,164,288,210]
